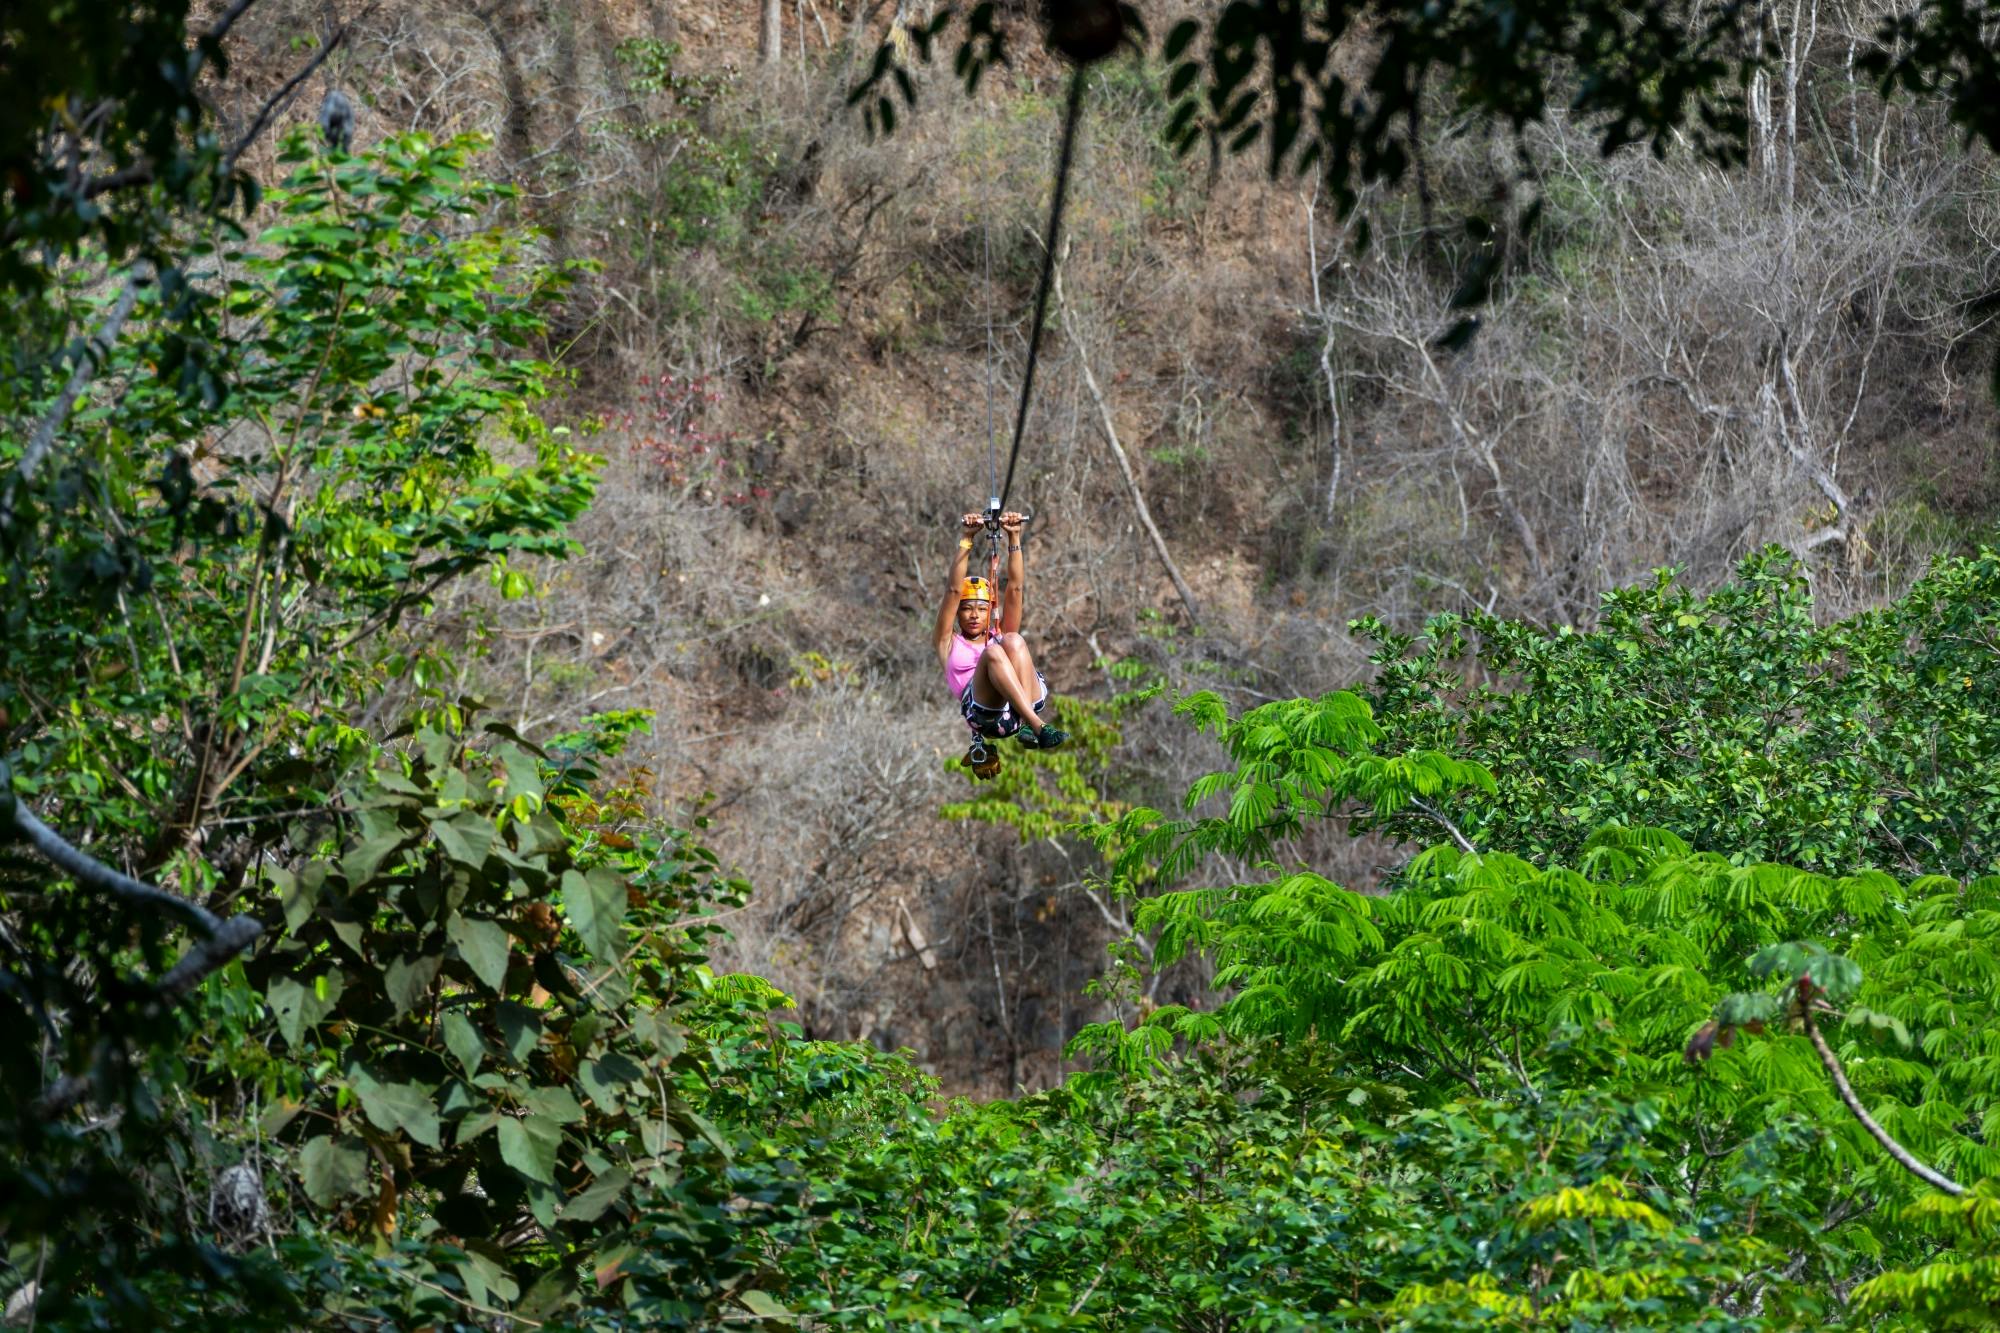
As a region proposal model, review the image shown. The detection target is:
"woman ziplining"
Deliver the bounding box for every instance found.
[934,509,1066,780]
[915,3,1126,778]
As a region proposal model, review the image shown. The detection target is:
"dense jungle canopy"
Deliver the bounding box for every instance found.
[3,0,1999,1328]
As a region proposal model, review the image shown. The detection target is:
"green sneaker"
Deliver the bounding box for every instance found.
[1031,724,1066,750]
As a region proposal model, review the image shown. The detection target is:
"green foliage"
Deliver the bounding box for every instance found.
[1851,1184,2000,1328]
[1038,554,2000,1321]
[3,130,593,855]
[943,692,1143,844]
[247,718,772,1324]
[11,12,2000,1323]
[1090,687,1493,891]
[682,1035,1798,1330]
[0,1,258,380]
[1357,546,2000,880]
[1,135,602,1327]
[1130,816,2000,1191]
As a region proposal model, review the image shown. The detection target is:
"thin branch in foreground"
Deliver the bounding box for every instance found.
[8,797,265,1120]
[7,798,222,934]
[1801,1001,1963,1196]
[31,908,258,1120]
[201,0,265,47]
[1411,797,1477,855]
[72,0,269,200]
[224,5,381,173]
[1,270,147,528]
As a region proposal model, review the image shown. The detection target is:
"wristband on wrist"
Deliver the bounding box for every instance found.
[958,538,973,551]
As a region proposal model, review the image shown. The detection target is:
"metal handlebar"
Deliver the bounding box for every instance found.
[978,501,1035,534]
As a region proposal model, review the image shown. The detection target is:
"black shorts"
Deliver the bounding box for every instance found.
[961,674,1048,738]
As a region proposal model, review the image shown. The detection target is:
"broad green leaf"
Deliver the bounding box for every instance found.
[268,971,342,1048]
[385,951,442,1017]
[441,1011,485,1076]
[437,1079,477,1118]
[434,812,497,869]
[495,1002,542,1062]
[522,1086,585,1124]
[563,1168,629,1223]
[299,1135,370,1206]
[345,1061,442,1148]
[579,1053,644,1109]
[448,913,512,993]
[631,1010,685,1061]
[498,1114,563,1184]
[260,1098,303,1137]
[561,866,627,961]
[343,829,407,885]
[457,1110,501,1145]
[738,1290,794,1320]
[271,865,316,932]
[669,1104,730,1157]
[456,1249,519,1308]
[497,742,544,807]
[525,1176,561,1230]
[328,915,367,958]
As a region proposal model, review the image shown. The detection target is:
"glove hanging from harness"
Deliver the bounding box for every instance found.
[965,733,1001,780]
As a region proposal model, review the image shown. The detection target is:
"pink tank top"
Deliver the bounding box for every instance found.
[944,633,988,700]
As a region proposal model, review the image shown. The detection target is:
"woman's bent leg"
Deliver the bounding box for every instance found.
[972,644,1044,723]
[990,633,1060,746]
[994,634,1048,719]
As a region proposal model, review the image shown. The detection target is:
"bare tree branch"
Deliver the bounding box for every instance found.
[0,271,146,530]
[8,795,265,1121]
[1801,1001,1963,1196]
[224,5,380,173]
[1411,797,1477,855]
[71,0,272,198]
[7,797,224,936]
[155,914,264,997]
[28,911,262,1121]
[78,163,157,200]
[201,0,265,47]
[1051,244,1202,629]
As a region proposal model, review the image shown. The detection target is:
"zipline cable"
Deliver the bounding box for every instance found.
[980,93,1005,601]
[982,135,998,509]
[996,65,1087,515]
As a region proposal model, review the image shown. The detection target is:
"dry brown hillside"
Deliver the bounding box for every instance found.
[210,0,1999,1094]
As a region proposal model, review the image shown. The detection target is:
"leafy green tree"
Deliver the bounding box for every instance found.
[246,718,781,1326]
[1069,666,2000,1324]
[5,130,591,865]
[1,134,595,1326]
[1356,546,2000,880]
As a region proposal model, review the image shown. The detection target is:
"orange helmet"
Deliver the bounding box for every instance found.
[960,577,993,604]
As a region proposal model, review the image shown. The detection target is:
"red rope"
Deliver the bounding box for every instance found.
[965,528,1004,738]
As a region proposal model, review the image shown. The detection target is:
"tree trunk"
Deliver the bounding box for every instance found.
[1052,257,1204,629]
[650,0,677,43]
[760,0,782,65]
